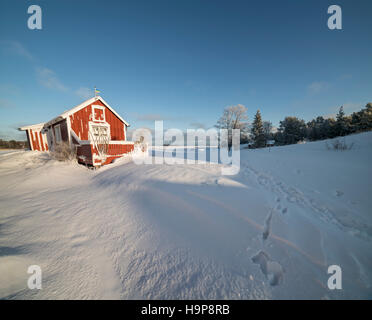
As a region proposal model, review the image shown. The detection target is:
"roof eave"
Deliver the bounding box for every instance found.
[18,123,46,131]
[44,116,64,128]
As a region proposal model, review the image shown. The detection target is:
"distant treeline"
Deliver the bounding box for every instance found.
[274,103,372,145]
[0,139,29,149]
[248,103,372,147]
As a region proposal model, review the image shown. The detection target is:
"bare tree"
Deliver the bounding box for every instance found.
[216,104,249,150]
[263,121,273,139]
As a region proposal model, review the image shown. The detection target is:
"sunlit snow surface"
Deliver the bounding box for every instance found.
[0,133,371,299]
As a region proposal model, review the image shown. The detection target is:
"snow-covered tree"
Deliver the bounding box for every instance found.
[216,104,249,149]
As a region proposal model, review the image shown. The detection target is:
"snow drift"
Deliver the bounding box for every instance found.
[0,132,371,299]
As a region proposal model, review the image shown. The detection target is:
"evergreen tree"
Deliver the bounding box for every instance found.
[325,118,338,138]
[336,106,348,136]
[251,110,266,148]
[278,117,307,145]
[351,111,362,132]
[336,105,345,120]
[307,116,330,141]
[358,103,372,131]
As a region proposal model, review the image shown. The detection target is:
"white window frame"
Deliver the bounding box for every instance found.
[92,125,108,137]
[54,124,62,143]
[92,105,106,122]
[88,122,110,141]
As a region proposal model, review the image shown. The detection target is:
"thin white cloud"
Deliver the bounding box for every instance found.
[308,81,330,94]
[36,68,93,100]
[324,102,364,118]
[36,67,68,92]
[1,42,92,103]
[0,40,33,60]
[75,87,94,100]
[343,102,364,112]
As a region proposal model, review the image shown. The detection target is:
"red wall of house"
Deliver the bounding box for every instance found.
[29,129,48,151]
[69,98,131,166]
[93,143,134,166]
[105,106,125,141]
[69,99,126,142]
[70,105,92,141]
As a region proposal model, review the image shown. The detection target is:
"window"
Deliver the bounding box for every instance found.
[92,105,105,122]
[92,125,108,137]
[54,124,62,143]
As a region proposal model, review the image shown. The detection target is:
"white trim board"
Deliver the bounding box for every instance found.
[92,105,106,122]
[44,96,130,127]
[19,123,45,131]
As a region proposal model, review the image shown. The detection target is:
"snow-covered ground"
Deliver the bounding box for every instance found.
[0,132,371,299]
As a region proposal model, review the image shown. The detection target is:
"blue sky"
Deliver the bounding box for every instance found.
[0,0,371,140]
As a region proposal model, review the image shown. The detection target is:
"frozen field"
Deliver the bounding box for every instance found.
[0,132,371,299]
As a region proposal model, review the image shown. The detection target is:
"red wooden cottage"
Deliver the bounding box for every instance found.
[19,96,134,167]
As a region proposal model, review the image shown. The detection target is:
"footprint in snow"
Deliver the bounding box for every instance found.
[262,212,273,241]
[251,251,284,286]
[334,190,344,197]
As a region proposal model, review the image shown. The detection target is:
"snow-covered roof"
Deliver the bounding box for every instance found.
[44,96,130,127]
[18,123,45,131]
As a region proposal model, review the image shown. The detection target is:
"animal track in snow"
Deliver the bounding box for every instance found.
[251,251,284,286]
[243,166,370,239]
